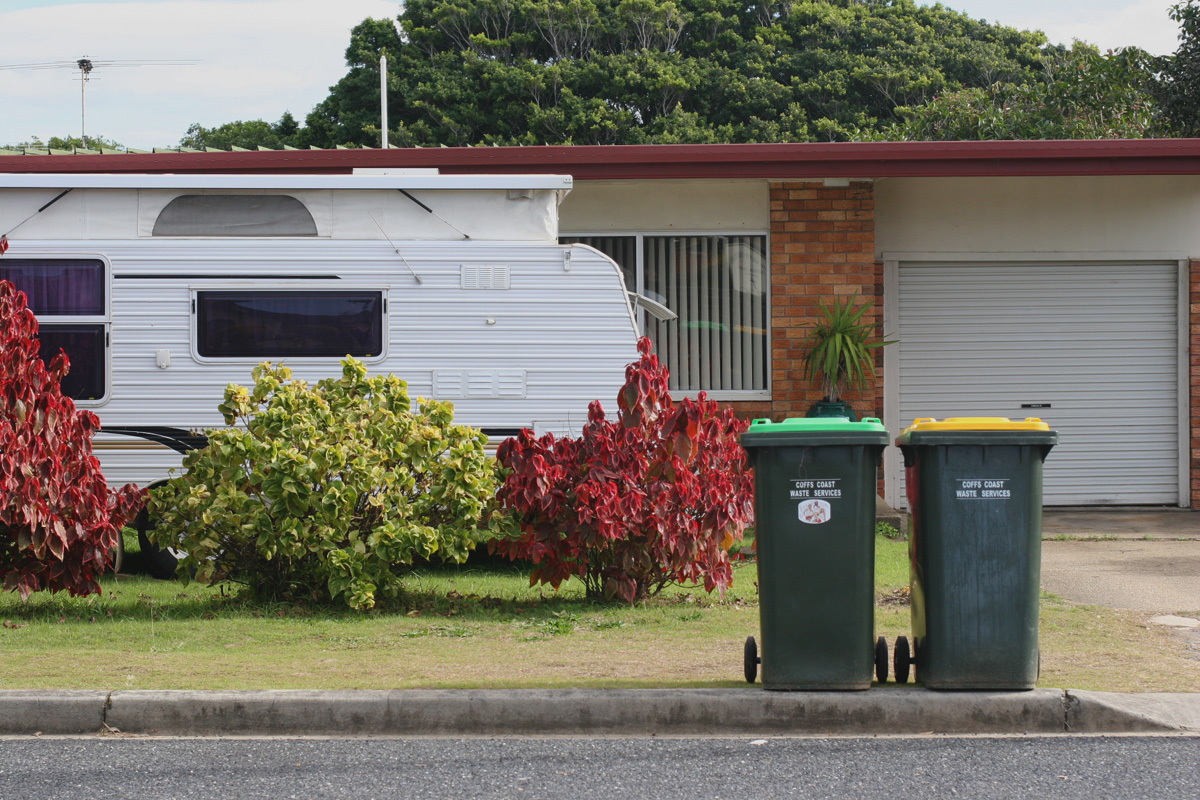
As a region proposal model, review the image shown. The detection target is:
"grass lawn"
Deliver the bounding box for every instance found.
[0,533,1195,692]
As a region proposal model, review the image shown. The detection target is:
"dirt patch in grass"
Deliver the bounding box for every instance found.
[1037,593,1200,692]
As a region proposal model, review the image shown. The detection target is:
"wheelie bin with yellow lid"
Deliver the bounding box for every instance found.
[740,416,889,690]
[895,417,1058,690]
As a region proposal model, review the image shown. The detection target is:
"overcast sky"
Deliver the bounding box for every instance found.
[0,0,1185,151]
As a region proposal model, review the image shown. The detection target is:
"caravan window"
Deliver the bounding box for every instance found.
[35,324,107,400]
[154,195,318,236]
[0,258,108,402]
[195,290,385,358]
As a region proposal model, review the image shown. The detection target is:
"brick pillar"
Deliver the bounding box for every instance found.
[1191,259,1199,508]
[729,181,880,423]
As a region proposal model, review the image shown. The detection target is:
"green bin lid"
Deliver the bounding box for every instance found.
[741,416,889,448]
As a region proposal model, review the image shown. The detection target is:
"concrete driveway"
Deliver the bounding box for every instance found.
[1039,510,1200,614]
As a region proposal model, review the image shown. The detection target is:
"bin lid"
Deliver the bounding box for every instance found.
[902,417,1051,433]
[896,417,1058,447]
[741,416,889,448]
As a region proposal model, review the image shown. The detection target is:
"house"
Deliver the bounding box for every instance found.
[4,138,1199,509]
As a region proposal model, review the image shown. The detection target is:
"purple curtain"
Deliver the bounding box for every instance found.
[0,259,105,316]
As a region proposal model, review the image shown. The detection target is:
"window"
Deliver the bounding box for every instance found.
[36,324,107,400]
[563,234,768,395]
[0,258,108,402]
[195,289,385,358]
[153,195,318,236]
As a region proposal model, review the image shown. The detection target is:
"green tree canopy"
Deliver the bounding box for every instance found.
[881,43,1164,140]
[179,113,301,150]
[1158,0,1200,136]
[299,0,1052,147]
[4,135,123,151]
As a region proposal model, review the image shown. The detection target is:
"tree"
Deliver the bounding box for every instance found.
[1158,0,1200,137]
[4,135,123,151]
[0,281,144,599]
[179,113,302,150]
[884,43,1163,140]
[300,1,1049,147]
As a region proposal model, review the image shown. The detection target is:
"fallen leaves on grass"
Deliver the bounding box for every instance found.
[877,586,911,606]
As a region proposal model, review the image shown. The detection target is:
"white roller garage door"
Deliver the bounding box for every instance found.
[894,261,1181,506]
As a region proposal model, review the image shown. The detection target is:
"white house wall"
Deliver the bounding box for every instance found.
[560,179,769,231]
[875,176,1200,255]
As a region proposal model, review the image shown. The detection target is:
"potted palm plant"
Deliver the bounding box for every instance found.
[801,294,895,420]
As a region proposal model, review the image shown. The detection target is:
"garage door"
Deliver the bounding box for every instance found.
[895,261,1181,506]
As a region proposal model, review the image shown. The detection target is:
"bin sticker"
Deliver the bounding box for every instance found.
[798,499,832,524]
[955,479,1011,500]
[789,479,842,499]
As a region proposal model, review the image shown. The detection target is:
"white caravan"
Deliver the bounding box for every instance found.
[0,171,641,493]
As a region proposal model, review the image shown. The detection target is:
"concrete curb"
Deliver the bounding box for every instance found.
[97,688,1066,737]
[0,691,109,735]
[1,688,1196,738]
[1067,690,1200,733]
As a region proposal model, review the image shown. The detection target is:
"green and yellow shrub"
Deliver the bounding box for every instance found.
[148,358,494,609]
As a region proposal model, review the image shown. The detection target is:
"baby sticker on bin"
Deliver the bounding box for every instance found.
[798,499,831,524]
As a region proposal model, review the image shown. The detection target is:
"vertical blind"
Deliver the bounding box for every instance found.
[563,234,767,393]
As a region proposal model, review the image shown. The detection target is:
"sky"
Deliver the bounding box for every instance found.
[0,0,1187,151]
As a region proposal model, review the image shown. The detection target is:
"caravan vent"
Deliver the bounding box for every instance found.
[460,264,510,290]
[433,369,527,399]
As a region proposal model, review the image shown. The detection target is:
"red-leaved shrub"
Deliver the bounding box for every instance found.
[491,337,754,602]
[0,280,144,599]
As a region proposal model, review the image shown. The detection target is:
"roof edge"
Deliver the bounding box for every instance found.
[1,140,1199,179]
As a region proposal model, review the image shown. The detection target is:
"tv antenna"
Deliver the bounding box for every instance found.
[0,57,197,148]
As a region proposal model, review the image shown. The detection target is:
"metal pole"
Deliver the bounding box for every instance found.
[77,58,93,149]
[380,54,388,149]
[80,67,86,148]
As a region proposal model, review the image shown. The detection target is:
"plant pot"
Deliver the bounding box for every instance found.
[805,400,858,421]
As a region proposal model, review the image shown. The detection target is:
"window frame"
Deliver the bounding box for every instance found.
[561,230,771,401]
[189,282,390,364]
[0,253,112,406]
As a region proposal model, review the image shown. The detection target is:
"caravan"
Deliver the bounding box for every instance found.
[0,171,641,491]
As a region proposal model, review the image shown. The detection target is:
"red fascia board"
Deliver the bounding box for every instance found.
[4,140,1200,178]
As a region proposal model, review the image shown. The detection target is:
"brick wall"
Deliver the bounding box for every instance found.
[1192,259,1199,508]
[728,181,882,423]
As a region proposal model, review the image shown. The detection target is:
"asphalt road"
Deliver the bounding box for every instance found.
[1,735,1197,800]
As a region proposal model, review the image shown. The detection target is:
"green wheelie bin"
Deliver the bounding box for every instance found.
[740,417,889,690]
[895,417,1058,690]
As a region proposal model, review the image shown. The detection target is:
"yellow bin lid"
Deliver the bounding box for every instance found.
[901,417,1051,434]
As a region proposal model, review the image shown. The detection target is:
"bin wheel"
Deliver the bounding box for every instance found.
[894,635,912,684]
[744,636,760,684]
[874,636,888,684]
[136,506,179,581]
